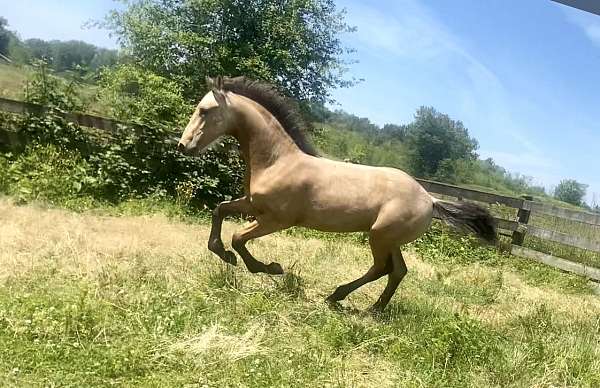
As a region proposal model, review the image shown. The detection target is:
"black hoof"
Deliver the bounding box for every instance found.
[325,297,342,311]
[266,262,284,275]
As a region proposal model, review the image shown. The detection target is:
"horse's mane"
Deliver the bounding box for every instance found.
[222,76,318,156]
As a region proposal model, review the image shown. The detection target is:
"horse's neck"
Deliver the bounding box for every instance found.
[232,98,301,172]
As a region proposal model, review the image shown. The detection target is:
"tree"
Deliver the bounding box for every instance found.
[102,0,356,103]
[23,39,118,72]
[382,123,408,141]
[97,64,189,125]
[0,17,11,55]
[554,179,587,206]
[405,106,478,179]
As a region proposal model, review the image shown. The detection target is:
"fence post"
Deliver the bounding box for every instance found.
[512,195,533,246]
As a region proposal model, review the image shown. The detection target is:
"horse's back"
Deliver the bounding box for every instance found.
[290,156,433,235]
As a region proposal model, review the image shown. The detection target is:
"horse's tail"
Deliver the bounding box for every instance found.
[431,197,497,244]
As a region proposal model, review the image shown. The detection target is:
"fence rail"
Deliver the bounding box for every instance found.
[0,96,149,133]
[523,200,600,227]
[2,96,600,281]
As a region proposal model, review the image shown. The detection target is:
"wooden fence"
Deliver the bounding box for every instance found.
[2,96,600,281]
[418,179,600,281]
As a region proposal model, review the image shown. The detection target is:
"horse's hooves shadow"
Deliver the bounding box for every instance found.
[325,300,364,316]
[325,300,407,319]
[370,303,408,321]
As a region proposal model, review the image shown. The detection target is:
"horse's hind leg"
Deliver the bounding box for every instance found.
[370,248,407,312]
[208,196,252,266]
[231,220,287,275]
[325,235,393,304]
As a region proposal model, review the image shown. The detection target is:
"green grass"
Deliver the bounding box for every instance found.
[0,63,31,100]
[1,198,599,387]
[0,63,107,115]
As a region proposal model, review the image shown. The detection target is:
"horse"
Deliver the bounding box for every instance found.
[177,76,496,312]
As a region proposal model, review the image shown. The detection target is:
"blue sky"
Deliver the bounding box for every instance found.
[1,0,599,204]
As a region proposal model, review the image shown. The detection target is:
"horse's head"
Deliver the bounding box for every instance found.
[177,76,232,155]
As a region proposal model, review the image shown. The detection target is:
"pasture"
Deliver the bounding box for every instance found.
[1,197,599,387]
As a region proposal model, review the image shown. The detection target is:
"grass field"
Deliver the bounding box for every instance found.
[1,197,600,387]
[0,63,31,100]
[0,63,105,115]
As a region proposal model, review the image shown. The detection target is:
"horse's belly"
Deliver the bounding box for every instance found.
[296,205,376,233]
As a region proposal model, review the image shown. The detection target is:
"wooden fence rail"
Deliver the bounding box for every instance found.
[0,96,151,133]
[2,96,600,281]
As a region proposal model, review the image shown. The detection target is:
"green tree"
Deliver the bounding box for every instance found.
[102,0,355,103]
[97,64,190,125]
[554,179,588,206]
[405,106,478,179]
[0,17,11,55]
[382,123,408,141]
[23,39,118,72]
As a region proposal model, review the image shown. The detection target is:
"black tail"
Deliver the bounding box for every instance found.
[432,200,497,244]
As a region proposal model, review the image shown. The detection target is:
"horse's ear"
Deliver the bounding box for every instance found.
[214,75,224,90]
[205,76,214,89]
[212,88,227,107]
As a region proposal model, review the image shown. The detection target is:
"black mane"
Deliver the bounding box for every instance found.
[222,76,318,156]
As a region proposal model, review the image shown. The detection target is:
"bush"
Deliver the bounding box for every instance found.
[0,61,244,207]
[0,144,97,203]
[97,64,190,126]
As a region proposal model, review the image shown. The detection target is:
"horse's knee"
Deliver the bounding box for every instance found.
[231,233,245,251]
[208,238,223,253]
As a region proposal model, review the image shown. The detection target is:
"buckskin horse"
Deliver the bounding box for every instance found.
[177,76,496,312]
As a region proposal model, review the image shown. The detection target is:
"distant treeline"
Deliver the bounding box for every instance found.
[1,16,118,73]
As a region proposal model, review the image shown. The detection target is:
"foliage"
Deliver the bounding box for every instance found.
[0,61,243,206]
[0,17,9,55]
[102,0,356,103]
[25,60,85,112]
[0,144,98,204]
[97,64,190,125]
[313,123,409,168]
[381,123,408,142]
[554,179,587,206]
[18,38,118,72]
[321,108,380,136]
[406,106,478,179]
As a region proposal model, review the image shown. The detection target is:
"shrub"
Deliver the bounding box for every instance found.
[97,64,190,126]
[0,61,244,206]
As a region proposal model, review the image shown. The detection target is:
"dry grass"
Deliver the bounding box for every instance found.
[1,197,600,387]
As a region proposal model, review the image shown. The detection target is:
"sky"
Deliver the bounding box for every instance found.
[1,0,599,204]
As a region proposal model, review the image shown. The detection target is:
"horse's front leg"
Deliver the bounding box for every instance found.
[231,219,287,275]
[208,196,253,266]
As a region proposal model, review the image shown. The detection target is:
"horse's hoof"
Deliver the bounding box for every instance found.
[368,304,385,316]
[325,297,342,310]
[222,250,238,266]
[266,262,284,275]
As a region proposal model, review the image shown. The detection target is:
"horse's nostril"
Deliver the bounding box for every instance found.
[177,142,186,153]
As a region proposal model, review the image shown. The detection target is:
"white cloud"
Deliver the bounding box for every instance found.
[479,149,556,172]
[561,6,600,48]
[341,0,570,193]
[347,1,541,151]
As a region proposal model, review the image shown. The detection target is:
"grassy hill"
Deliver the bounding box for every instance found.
[0,63,105,115]
[1,197,599,386]
[0,63,31,100]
